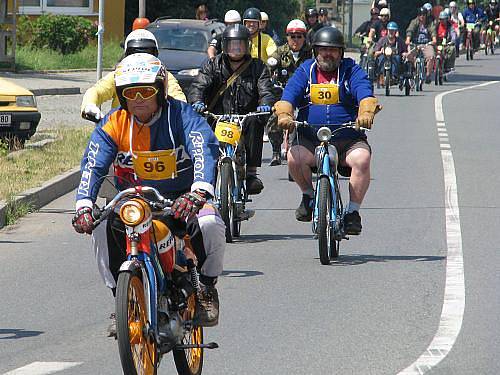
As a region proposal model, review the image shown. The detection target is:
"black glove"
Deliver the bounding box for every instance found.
[171,190,207,220]
[72,207,95,234]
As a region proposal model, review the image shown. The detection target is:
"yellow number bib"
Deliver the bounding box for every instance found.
[214,121,241,145]
[132,150,177,180]
[310,83,340,105]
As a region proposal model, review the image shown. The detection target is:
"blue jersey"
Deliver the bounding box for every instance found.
[281,57,374,137]
[75,98,219,209]
[463,7,486,24]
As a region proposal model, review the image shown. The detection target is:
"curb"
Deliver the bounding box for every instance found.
[31,87,81,96]
[16,68,114,74]
[0,167,80,229]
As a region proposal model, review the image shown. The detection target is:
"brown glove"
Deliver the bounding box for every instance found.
[356,97,382,129]
[273,100,294,130]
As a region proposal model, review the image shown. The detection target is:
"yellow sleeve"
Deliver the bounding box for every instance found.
[167,71,187,102]
[265,35,277,61]
[80,71,116,113]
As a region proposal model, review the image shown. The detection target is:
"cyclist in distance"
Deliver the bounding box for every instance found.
[273,27,381,234]
[305,8,324,44]
[436,11,458,73]
[73,53,225,334]
[242,7,277,62]
[373,21,406,85]
[463,0,486,51]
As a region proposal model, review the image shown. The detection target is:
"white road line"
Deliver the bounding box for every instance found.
[399,80,499,375]
[3,362,83,375]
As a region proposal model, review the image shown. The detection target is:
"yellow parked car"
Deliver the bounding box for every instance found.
[0,77,41,146]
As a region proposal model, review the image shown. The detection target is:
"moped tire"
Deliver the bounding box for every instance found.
[384,69,390,96]
[173,294,204,375]
[405,79,411,96]
[318,176,334,265]
[116,271,158,375]
[219,161,234,243]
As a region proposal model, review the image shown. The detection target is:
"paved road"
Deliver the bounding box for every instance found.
[0,53,499,374]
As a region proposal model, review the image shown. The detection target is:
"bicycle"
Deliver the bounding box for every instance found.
[292,121,368,265]
[465,22,478,60]
[93,186,218,375]
[204,111,270,243]
[485,20,497,55]
[435,39,455,86]
[412,44,426,92]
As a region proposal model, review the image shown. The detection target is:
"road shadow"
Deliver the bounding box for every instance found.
[234,233,313,243]
[38,208,74,214]
[221,270,264,278]
[0,240,33,244]
[322,254,445,266]
[0,328,44,340]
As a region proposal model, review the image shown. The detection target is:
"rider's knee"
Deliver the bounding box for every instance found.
[347,149,371,172]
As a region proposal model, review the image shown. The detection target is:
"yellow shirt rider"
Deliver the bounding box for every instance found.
[242,7,277,62]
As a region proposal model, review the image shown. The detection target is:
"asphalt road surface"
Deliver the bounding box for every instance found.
[0,53,499,375]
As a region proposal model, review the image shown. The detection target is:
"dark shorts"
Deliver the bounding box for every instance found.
[291,127,372,177]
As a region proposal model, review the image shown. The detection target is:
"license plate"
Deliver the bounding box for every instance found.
[0,114,11,126]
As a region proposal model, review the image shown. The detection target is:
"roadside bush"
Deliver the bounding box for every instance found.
[31,14,97,55]
[16,15,34,46]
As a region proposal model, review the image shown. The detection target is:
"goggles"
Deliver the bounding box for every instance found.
[288,34,305,39]
[122,85,158,101]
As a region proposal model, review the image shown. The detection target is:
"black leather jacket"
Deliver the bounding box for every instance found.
[188,54,276,115]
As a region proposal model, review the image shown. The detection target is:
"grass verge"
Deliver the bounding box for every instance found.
[0,126,92,223]
[14,40,123,71]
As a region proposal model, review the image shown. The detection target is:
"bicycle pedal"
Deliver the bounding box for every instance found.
[239,209,255,221]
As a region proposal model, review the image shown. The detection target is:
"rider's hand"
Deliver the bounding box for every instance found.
[273,100,294,130]
[356,97,382,130]
[82,104,103,123]
[192,101,207,113]
[257,105,271,113]
[72,206,95,234]
[172,190,208,220]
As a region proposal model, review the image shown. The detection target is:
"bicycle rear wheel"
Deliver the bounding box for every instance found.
[173,294,204,375]
[317,176,333,265]
[116,271,158,375]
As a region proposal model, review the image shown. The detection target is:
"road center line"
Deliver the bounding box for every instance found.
[399,81,499,375]
[3,362,83,375]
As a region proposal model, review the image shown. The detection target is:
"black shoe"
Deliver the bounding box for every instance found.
[246,175,264,195]
[107,313,117,339]
[343,211,362,235]
[193,285,219,327]
[269,152,281,166]
[425,75,432,84]
[295,194,313,222]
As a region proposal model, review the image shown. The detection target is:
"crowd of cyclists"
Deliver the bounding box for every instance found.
[76,1,497,337]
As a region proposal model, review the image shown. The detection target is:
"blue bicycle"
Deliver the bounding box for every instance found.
[294,122,366,265]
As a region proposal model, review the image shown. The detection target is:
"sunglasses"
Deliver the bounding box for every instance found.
[288,34,304,39]
[122,85,158,101]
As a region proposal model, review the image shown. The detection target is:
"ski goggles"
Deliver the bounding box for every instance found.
[122,85,158,100]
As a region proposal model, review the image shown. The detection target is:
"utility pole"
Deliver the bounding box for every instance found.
[139,0,146,18]
[348,0,353,48]
[96,0,105,80]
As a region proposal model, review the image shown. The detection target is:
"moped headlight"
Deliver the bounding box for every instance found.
[384,46,393,56]
[120,200,145,226]
[317,127,332,142]
[437,45,443,51]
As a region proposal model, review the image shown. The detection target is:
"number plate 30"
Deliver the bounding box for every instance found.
[215,121,241,145]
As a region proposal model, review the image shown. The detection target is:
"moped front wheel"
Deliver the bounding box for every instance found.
[219,161,234,243]
[116,271,158,375]
[384,69,390,96]
[173,294,204,375]
[317,176,334,265]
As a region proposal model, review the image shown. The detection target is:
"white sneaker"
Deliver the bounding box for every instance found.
[263,133,269,142]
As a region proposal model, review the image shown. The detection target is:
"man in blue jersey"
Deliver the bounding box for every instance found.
[274,27,381,235]
[72,53,225,332]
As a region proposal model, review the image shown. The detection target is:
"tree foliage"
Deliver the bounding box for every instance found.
[124,0,300,39]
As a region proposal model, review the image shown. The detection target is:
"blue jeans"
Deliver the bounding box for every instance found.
[376,54,401,77]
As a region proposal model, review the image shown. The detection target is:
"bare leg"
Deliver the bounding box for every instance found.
[287,145,315,193]
[345,147,371,205]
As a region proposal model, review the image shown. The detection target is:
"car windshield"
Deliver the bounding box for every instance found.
[152,27,209,52]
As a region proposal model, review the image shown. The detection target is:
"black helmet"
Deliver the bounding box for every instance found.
[222,24,251,55]
[305,8,318,17]
[319,8,328,16]
[417,7,426,15]
[242,7,261,22]
[312,27,345,49]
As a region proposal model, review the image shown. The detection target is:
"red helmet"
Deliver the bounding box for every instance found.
[132,17,150,31]
[286,19,307,34]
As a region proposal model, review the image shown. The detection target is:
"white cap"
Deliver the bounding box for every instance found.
[261,12,269,21]
[449,1,457,7]
[380,7,391,16]
[124,29,159,50]
[224,9,241,23]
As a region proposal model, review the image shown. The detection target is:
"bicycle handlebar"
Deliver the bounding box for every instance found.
[291,120,370,133]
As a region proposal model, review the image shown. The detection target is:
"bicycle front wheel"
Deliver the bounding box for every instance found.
[219,160,234,243]
[116,271,157,375]
[173,294,204,375]
[317,176,333,265]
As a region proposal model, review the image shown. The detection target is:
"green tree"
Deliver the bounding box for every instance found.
[125,0,300,40]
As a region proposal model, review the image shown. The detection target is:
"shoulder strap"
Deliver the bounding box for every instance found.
[258,32,262,60]
[207,58,252,112]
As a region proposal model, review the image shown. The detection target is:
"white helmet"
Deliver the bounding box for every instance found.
[378,0,387,6]
[224,9,241,23]
[124,29,159,52]
[449,1,457,7]
[115,53,166,109]
[286,19,307,34]
[261,12,269,21]
[380,7,391,17]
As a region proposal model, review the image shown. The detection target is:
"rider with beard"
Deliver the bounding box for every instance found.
[273,27,381,234]
[189,24,276,195]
